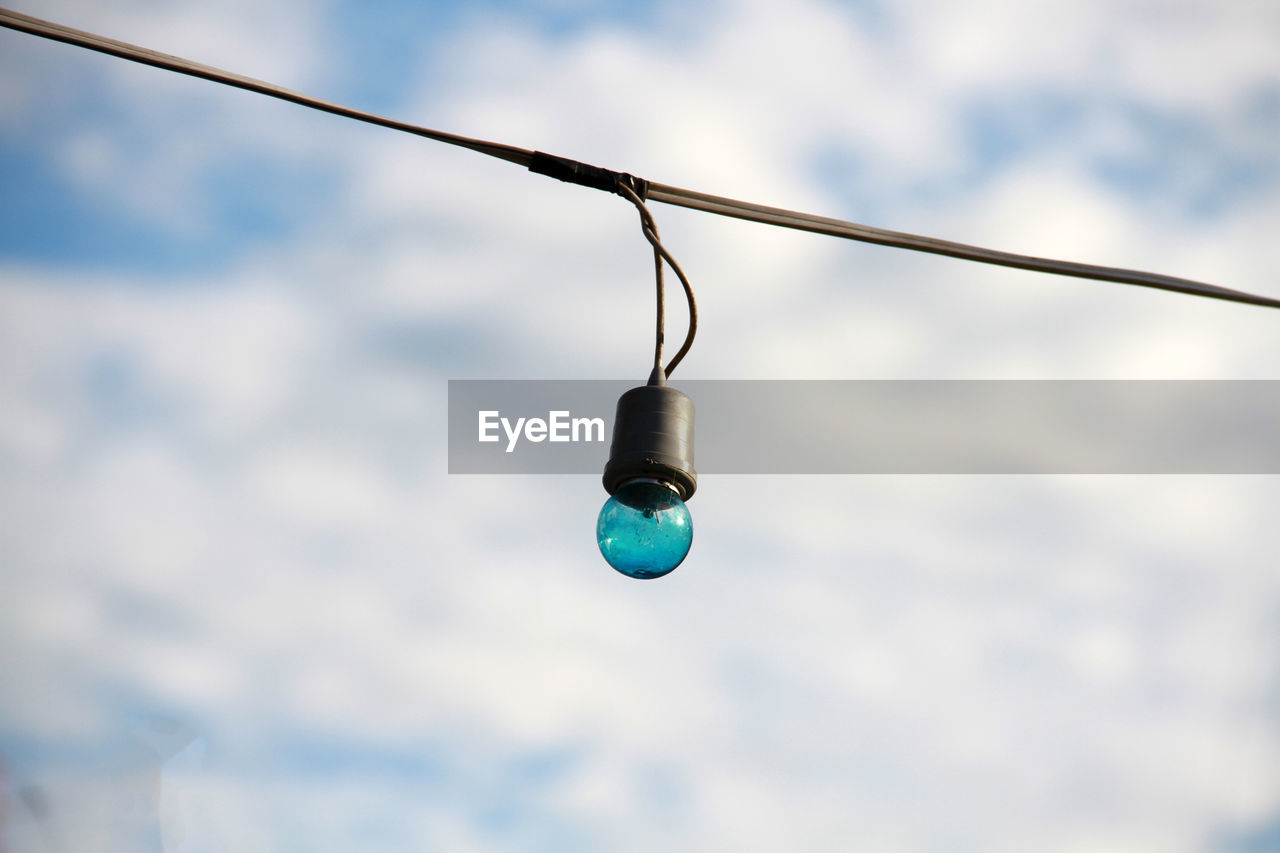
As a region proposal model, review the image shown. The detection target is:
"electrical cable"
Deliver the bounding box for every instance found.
[3,6,1279,313]
[0,8,533,167]
[644,183,1280,309]
[616,181,698,379]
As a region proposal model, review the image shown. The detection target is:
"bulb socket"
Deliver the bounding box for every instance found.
[602,384,697,501]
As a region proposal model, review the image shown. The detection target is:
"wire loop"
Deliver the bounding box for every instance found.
[616,182,698,379]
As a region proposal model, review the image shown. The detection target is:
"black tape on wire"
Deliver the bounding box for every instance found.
[528,151,648,198]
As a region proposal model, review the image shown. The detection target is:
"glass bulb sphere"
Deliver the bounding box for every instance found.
[596,480,693,579]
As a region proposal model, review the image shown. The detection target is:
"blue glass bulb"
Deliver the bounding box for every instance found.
[597,481,693,579]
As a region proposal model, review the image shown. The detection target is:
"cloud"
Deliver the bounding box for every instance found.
[2,0,1280,849]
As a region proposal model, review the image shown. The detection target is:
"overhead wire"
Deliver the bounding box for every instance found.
[0,8,533,167]
[3,6,1279,315]
[644,183,1280,309]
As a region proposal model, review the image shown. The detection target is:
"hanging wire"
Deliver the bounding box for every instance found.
[3,6,1279,312]
[615,181,699,379]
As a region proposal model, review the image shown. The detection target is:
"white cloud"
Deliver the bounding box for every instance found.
[3,0,1280,849]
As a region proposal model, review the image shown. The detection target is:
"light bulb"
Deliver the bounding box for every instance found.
[596,480,692,579]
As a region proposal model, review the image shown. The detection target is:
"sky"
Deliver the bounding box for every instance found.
[2,0,1279,850]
